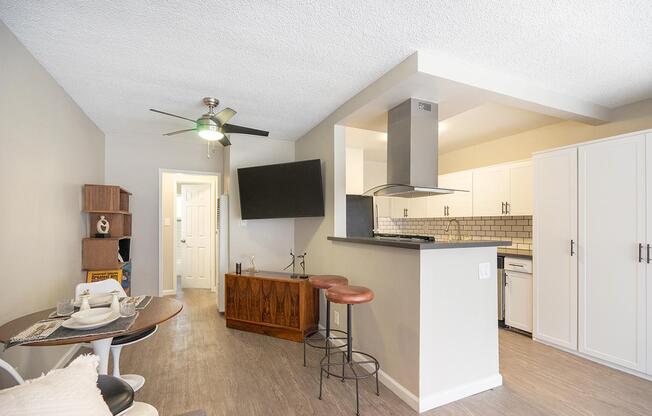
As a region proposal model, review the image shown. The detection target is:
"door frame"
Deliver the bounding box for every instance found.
[158,169,220,297]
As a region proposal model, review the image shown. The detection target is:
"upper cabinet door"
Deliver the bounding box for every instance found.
[473,166,509,216]
[441,171,473,217]
[375,196,391,218]
[426,194,448,218]
[407,198,428,218]
[533,148,578,350]
[508,161,533,215]
[578,134,646,371]
[389,197,409,219]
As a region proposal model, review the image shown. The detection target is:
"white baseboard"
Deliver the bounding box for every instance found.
[318,324,420,411]
[418,374,503,413]
[53,345,82,369]
[533,337,652,383]
[161,289,176,296]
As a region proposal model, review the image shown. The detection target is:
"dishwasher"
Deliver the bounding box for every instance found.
[504,257,533,334]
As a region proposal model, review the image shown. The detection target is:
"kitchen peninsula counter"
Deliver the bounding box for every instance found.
[327,236,510,250]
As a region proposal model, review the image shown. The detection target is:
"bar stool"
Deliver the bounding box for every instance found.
[319,285,380,416]
[304,275,349,368]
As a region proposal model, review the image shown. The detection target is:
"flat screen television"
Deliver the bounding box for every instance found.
[237,159,325,219]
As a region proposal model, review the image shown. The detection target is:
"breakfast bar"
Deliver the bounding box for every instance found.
[324,235,509,412]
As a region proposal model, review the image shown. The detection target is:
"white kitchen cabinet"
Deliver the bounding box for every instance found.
[533,148,578,350]
[408,198,428,218]
[647,132,652,375]
[578,134,647,371]
[472,166,510,216]
[375,196,391,218]
[508,162,533,215]
[441,171,473,217]
[389,198,409,219]
[505,270,533,332]
[426,195,448,218]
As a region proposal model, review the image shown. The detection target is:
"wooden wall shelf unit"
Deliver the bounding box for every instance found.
[82,184,132,293]
[225,271,319,342]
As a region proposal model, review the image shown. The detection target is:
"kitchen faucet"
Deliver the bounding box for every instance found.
[445,218,461,241]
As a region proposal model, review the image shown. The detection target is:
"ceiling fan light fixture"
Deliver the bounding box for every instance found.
[197,125,224,141]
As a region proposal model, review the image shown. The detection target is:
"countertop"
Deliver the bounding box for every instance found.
[497,248,533,259]
[327,236,511,250]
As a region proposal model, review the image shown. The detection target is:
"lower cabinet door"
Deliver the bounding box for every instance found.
[505,271,533,332]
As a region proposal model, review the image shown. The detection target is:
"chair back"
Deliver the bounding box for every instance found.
[0,357,25,386]
[75,279,126,300]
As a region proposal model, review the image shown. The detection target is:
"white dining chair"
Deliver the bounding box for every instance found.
[74,280,158,392]
[0,357,157,415]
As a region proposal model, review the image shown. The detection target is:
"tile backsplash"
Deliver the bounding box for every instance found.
[377,215,533,250]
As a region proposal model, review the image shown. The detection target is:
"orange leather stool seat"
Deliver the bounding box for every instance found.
[308,275,349,290]
[325,285,374,305]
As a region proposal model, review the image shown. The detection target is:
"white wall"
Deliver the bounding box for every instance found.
[0,21,105,384]
[363,160,386,191]
[105,134,222,295]
[345,147,364,194]
[227,136,295,273]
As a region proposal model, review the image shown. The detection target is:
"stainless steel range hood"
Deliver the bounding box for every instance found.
[363,98,463,198]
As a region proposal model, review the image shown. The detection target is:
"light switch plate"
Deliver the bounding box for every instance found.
[479,262,491,279]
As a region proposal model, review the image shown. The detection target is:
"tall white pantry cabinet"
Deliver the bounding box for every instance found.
[533,130,652,376]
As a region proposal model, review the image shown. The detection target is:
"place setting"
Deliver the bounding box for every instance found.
[4,291,152,349]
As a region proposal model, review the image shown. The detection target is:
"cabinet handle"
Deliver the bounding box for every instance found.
[501,202,505,214]
[640,243,644,263]
[648,244,651,264]
[505,202,510,215]
[570,239,575,256]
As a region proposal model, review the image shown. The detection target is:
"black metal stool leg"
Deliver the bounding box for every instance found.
[341,351,346,382]
[303,337,307,367]
[319,368,324,400]
[376,369,380,396]
[355,377,360,416]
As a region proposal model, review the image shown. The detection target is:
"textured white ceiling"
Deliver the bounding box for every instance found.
[2,1,651,140]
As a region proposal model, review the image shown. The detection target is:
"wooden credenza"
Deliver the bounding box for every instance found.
[225,271,319,342]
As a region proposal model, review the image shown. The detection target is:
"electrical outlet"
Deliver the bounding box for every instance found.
[334,310,340,326]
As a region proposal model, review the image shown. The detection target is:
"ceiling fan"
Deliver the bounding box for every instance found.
[150,97,269,147]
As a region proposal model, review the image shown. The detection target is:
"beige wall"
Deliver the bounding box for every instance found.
[105,134,223,295]
[0,21,105,382]
[161,172,218,293]
[439,100,652,173]
[227,135,295,273]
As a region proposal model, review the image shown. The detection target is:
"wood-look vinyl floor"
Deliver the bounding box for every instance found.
[113,288,652,416]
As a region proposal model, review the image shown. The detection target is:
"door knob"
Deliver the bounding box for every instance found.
[181,239,186,243]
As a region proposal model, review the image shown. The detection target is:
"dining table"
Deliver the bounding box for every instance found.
[0,296,183,377]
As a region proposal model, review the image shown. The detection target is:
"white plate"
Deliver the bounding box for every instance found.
[62,312,121,330]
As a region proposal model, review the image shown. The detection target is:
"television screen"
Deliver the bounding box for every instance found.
[237,159,325,219]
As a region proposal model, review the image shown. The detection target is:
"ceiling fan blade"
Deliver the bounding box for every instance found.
[150,109,197,123]
[223,123,269,137]
[212,107,236,125]
[218,135,232,147]
[163,128,196,136]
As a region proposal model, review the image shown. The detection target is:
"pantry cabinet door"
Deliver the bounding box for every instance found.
[533,148,578,350]
[647,133,652,375]
[472,166,509,216]
[578,134,646,371]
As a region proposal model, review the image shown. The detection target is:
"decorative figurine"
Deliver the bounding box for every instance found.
[283,251,298,278]
[297,252,308,279]
[95,215,111,238]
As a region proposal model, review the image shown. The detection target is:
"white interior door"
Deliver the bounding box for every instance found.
[505,271,533,332]
[578,134,646,371]
[646,133,652,375]
[181,183,212,289]
[533,148,578,350]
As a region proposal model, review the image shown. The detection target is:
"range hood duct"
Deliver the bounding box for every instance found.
[363,98,463,198]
